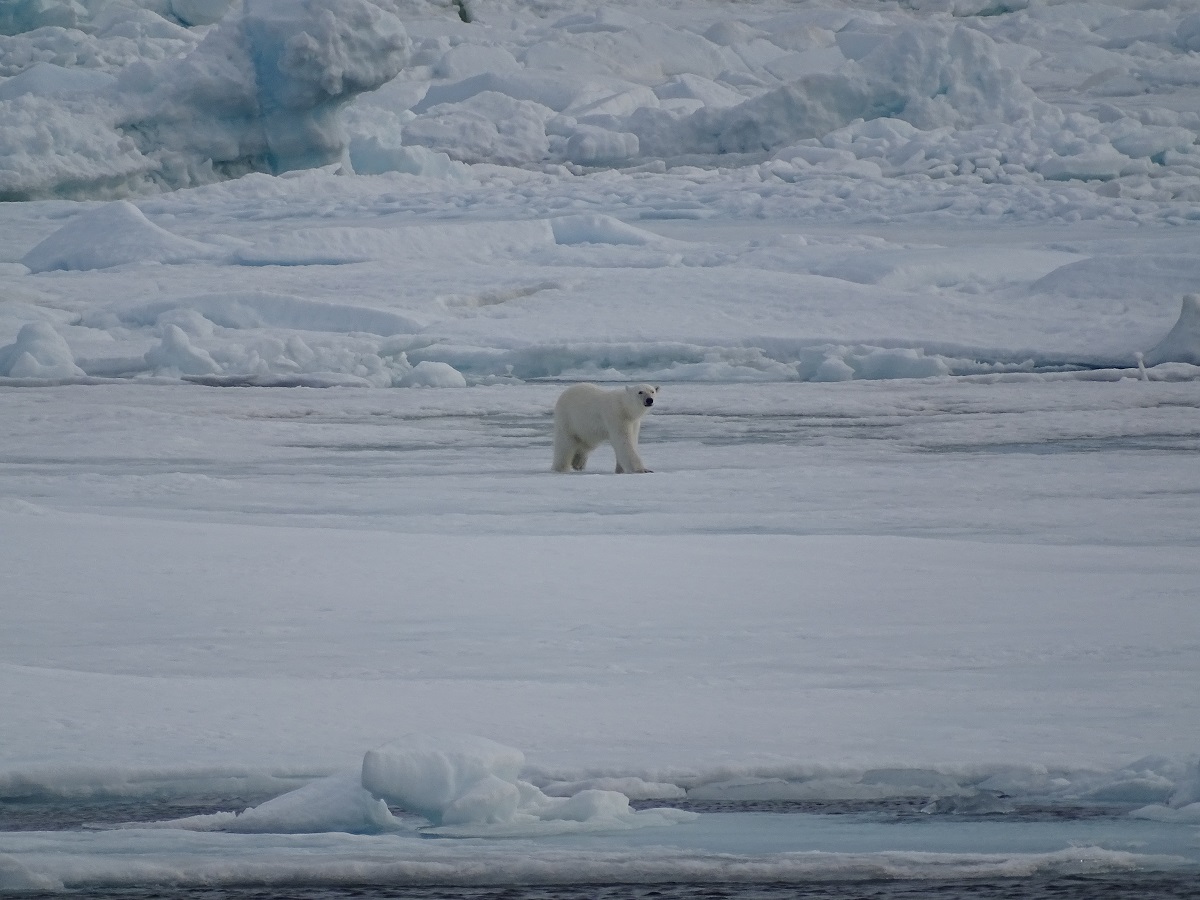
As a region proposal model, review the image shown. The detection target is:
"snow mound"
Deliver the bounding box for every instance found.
[1030,257,1200,302]
[0,322,85,379]
[361,734,696,836]
[145,324,222,377]
[21,201,221,273]
[396,360,467,388]
[1143,295,1200,367]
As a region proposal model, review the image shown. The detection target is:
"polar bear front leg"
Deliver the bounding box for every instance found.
[610,427,649,474]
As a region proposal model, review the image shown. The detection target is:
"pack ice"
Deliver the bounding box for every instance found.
[3,0,1200,386]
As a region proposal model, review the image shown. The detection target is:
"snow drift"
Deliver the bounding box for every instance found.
[21,200,221,272]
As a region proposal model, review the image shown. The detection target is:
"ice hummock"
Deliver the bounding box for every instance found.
[362,735,693,836]
[151,735,696,837]
[361,734,527,827]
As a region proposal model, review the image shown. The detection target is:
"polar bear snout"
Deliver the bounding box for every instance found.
[643,396,654,407]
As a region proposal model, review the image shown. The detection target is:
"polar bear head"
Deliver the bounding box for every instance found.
[624,383,658,414]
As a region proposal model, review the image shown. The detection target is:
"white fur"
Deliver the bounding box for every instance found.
[552,383,658,474]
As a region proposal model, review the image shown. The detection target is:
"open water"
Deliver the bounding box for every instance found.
[3,876,1200,900]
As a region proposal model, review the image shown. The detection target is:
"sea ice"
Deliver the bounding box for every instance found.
[360,735,695,836]
[1,0,1200,889]
[149,735,696,836]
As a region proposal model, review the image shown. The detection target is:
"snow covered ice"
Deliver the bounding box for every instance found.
[2,0,1200,894]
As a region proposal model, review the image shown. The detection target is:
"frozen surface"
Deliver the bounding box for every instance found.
[3,814,1199,892]
[2,0,1200,892]
[1,379,1198,887]
[2,381,1198,783]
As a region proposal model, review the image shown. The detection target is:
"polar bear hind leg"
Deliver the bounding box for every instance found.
[552,427,578,472]
[552,423,596,472]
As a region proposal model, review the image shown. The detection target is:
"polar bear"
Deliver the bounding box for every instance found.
[552,383,658,474]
